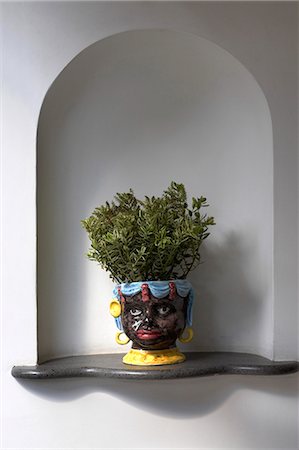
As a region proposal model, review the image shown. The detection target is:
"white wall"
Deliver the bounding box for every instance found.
[37,29,273,362]
[4,375,299,450]
[2,3,298,449]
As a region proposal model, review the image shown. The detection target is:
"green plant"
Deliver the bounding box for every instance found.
[82,181,215,283]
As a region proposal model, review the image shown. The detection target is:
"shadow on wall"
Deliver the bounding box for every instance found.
[15,373,297,419]
[186,231,267,354]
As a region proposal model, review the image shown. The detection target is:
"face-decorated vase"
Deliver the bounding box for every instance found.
[110,280,194,366]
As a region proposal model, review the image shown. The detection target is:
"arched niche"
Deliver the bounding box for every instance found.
[37,29,273,363]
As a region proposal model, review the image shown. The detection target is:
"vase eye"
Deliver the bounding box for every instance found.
[130,308,142,316]
[156,305,171,316]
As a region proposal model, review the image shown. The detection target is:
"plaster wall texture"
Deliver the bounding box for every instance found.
[2,2,298,449]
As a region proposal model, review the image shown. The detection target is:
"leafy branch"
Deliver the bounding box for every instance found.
[82,181,215,282]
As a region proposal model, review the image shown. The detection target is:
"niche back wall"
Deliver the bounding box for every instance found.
[37,30,273,362]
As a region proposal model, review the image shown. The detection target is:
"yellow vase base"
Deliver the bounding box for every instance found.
[123,347,186,366]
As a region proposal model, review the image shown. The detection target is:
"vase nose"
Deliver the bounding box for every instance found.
[143,316,154,329]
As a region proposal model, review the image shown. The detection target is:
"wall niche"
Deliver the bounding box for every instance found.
[36,30,274,364]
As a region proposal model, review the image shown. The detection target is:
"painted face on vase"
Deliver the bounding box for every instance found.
[121,288,188,350]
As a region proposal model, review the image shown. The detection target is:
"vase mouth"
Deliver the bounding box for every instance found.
[114,279,193,289]
[117,279,186,284]
[113,280,194,302]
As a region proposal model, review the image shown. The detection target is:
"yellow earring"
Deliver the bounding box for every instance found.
[110,299,121,318]
[115,331,130,345]
[179,327,194,344]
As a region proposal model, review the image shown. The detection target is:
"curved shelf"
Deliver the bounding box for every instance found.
[12,352,299,380]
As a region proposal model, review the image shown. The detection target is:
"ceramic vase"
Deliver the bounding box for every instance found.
[109,280,194,366]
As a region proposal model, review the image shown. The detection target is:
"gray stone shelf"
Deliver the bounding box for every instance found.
[12,352,299,380]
